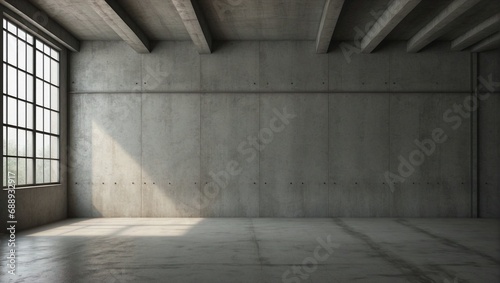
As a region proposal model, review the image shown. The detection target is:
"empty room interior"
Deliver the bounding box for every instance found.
[1,0,500,282]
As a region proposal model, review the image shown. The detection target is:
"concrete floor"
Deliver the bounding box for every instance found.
[1,218,499,283]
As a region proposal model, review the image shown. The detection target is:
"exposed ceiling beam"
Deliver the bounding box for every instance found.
[172,0,212,54]
[361,0,421,53]
[315,0,345,53]
[470,31,500,52]
[407,0,481,53]
[451,13,500,51]
[90,0,151,53]
[0,0,80,52]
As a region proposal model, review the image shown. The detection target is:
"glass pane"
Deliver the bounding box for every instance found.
[35,39,43,51]
[2,32,6,63]
[3,157,6,187]
[8,65,17,96]
[51,136,59,159]
[18,100,26,127]
[26,103,33,129]
[7,127,16,155]
[44,82,50,107]
[44,134,50,158]
[7,97,16,125]
[51,160,59,183]
[3,64,6,93]
[26,159,35,184]
[26,34,33,45]
[36,159,43,184]
[7,22,16,34]
[26,45,33,74]
[2,126,6,155]
[17,158,26,185]
[35,50,43,78]
[26,74,34,102]
[51,111,58,135]
[44,108,50,132]
[36,106,43,131]
[7,158,17,182]
[35,132,43,157]
[51,59,59,86]
[44,159,50,183]
[27,158,34,184]
[27,131,33,157]
[35,78,43,105]
[7,127,16,156]
[2,95,6,122]
[18,70,26,100]
[18,29,26,41]
[51,86,58,111]
[51,49,59,61]
[44,55,50,81]
[18,129,26,156]
[7,33,16,66]
[44,44,51,55]
[18,40,26,71]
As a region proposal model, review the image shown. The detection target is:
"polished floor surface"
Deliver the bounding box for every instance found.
[1,218,499,283]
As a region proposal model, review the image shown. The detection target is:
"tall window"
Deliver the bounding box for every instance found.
[3,18,60,188]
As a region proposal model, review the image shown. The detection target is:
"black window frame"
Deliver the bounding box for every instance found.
[2,17,61,188]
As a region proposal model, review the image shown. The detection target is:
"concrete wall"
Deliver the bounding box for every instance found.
[68,40,488,217]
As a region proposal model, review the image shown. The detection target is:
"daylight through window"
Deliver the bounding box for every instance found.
[2,18,60,187]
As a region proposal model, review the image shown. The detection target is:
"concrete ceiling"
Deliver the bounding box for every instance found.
[28,0,121,40]
[198,0,326,40]
[119,0,190,40]
[19,0,500,53]
[389,0,500,40]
